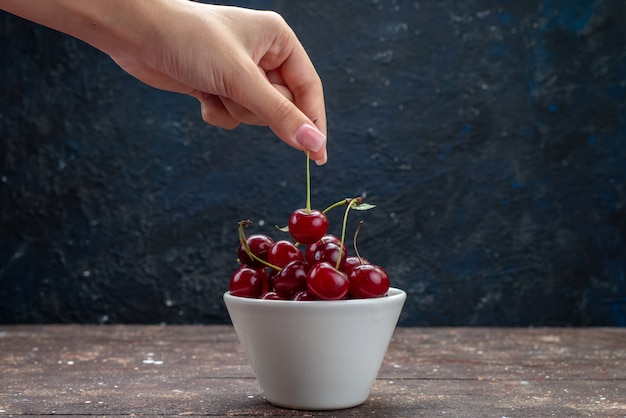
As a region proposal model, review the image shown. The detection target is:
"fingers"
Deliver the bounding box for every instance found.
[277,46,328,148]
[194,81,296,129]
[256,29,327,164]
[230,61,327,165]
[187,6,327,164]
[199,89,328,165]
[265,69,328,164]
[195,93,240,130]
[220,82,294,126]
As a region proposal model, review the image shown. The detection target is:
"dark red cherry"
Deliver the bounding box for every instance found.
[259,290,283,300]
[343,256,369,275]
[267,240,304,269]
[307,262,350,300]
[237,234,274,268]
[273,260,309,299]
[306,241,347,271]
[288,208,329,244]
[348,264,390,298]
[309,234,343,248]
[292,289,317,301]
[229,265,266,298]
[306,235,347,259]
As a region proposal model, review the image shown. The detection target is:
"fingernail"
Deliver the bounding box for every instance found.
[296,123,326,152]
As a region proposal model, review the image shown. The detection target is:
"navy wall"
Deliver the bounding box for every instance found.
[1,1,625,326]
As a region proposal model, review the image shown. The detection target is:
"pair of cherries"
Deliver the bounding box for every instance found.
[230,208,390,301]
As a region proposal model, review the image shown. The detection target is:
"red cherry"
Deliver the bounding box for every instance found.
[237,234,274,268]
[307,262,350,300]
[273,260,309,299]
[308,234,343,248]
[348,264,390,298]
[229,265,266,298]
[288,209,329,244]
[292,289,317,301]
[306,241,347,271]
[343,256,369,275]
[306,235,347,259]
[267,240,304,269]
[259,291,283,300]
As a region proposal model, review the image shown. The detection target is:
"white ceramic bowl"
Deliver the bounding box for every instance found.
[223,287,406,410]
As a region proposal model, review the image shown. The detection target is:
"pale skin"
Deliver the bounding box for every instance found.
[0,0,328,164]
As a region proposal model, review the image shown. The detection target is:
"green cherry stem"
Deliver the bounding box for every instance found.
[322,197,362,214]
[336,198,359,270]
[238,220,281,271]
[305,151,311,214]
[353,220,365,264]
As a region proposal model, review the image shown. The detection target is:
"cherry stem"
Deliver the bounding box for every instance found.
[238,220,281,271]
[322,197,362,214]
[353,220,365,264]
[336,198,359,270]
[305,151,311,213]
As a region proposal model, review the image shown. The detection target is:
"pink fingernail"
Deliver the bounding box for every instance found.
[295,123,326,152]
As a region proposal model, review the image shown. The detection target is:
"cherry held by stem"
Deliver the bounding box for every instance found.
[288,208,329,244]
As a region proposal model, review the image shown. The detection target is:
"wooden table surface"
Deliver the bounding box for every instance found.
[0,325,624,417]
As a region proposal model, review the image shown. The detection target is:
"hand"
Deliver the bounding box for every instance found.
[0,0,328,164]
[112,2,327,164]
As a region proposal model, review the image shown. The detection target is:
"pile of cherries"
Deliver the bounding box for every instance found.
[229,202,390,301]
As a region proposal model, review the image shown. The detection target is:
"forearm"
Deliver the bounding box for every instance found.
[0,0,170,58]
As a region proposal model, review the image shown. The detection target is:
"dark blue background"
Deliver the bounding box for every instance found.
[1,1,625,326]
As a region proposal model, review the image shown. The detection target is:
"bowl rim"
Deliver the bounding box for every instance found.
[224,286,406,305]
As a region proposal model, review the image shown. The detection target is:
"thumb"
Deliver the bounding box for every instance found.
[235,68,327,165]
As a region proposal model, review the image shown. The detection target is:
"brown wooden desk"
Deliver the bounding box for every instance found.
[0,325,624,417]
